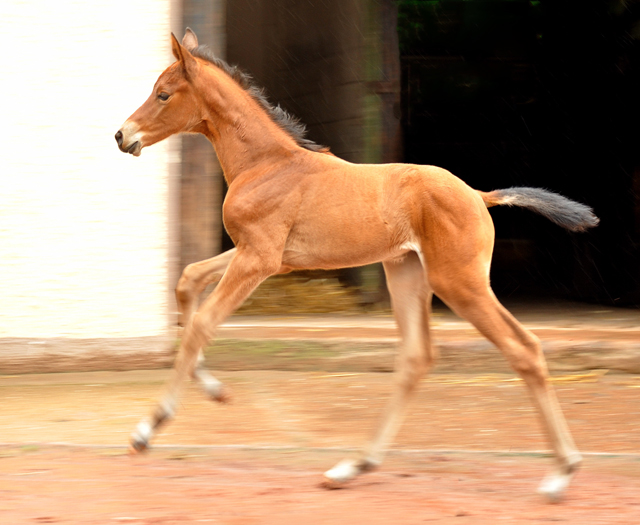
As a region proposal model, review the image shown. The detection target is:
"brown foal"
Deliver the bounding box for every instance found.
[116,29,599,501]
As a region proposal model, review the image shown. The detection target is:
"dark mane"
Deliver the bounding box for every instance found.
[190,46,328,153]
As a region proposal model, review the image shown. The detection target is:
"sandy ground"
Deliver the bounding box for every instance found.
[0,368,639,524]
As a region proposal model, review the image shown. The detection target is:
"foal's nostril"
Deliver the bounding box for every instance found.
[115,130,123,147]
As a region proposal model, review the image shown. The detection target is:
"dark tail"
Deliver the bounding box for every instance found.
[479,187,599,232]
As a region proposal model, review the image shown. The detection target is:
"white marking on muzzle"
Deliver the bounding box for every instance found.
[119,120,145,156]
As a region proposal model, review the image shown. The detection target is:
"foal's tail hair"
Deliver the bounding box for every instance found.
[479,187,599,232]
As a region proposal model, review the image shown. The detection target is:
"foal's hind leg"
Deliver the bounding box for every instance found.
[174,249,237,401]
[324,251,434,486]
[431,273,581,502]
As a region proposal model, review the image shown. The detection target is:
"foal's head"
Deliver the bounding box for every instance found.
[115,29,202,157]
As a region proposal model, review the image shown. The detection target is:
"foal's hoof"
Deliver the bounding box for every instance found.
[128,437,149,455]
[214,385,232,404]
[205,382,232,404]
[322,460,358,488]
[321,458,378,489]
[538,454,582,503]
[129,421,152,454]
[537,473,572,503]
[128,442,147,455]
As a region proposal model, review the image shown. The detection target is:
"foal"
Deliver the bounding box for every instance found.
[116,29,599,501]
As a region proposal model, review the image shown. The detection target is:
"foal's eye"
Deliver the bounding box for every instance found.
[157,92,170,101]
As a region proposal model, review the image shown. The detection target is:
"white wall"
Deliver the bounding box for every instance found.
[0,1,174,341]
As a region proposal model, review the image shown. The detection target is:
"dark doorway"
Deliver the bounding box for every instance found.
[399,0,640,306]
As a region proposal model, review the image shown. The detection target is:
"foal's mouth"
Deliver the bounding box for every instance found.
[115,130,142,156]
[124,141,142,156]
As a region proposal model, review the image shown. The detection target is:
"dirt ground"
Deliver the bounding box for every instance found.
[1,369,639,524]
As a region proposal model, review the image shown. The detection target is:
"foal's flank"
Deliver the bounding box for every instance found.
[116,28,598,502]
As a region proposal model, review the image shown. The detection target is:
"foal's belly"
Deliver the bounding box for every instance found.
[281,218,408,270]
[280,246,409,270]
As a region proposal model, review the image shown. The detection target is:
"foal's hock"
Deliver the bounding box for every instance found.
[116,28,598,502]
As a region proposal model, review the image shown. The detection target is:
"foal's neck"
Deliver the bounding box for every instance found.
[195,63,298,184]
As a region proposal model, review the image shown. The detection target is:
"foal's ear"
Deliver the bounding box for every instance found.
[171,32,183,61]
[182,27,198,50]
[170,32,198,79]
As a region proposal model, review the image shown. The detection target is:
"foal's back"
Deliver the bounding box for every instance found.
[278,154,492,271]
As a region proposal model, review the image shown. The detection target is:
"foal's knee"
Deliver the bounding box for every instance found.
[175,263,199,305]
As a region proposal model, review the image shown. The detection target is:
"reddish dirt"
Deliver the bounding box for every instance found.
[1,446,639,524]
[0,369,639,523]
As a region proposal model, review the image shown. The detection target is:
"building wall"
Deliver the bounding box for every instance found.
[178,0,226,272]
[227,0,369,163]
[0,1,176,370]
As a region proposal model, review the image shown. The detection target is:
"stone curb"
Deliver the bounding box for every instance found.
[202,337,640,375]
[1,333,638,375]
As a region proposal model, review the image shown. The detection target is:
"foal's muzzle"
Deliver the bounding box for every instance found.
[115,129,142,156]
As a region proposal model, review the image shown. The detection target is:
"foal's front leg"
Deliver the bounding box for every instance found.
[174,249,237,401]
[130,249,278,452]
[175,248,237,329]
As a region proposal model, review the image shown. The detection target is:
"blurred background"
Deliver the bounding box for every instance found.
[1,0,638,350]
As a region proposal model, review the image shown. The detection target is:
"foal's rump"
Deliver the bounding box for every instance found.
[386,162,599,234]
